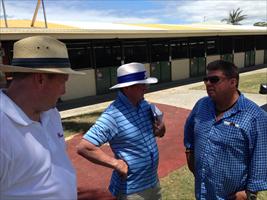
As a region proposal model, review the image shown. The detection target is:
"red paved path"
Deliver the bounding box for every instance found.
[66,103,191,200]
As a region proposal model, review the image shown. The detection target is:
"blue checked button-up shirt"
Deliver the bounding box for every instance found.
[184,94,267,200]
[83,91,159,196]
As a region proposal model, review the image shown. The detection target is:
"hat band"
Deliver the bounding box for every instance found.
[118,71,146,83]
[12,58,71,68]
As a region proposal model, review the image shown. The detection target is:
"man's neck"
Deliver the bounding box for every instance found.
[215,90,240,113]
[6,88,41,122]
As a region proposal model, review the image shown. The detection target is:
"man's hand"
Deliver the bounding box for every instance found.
[153,120,166,138]
[228,191,247,200]
[114,159,128,179]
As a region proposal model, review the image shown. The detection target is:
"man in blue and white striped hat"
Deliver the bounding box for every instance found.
[77,62,166,200]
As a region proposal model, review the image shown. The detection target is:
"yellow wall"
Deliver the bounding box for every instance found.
[206,55,220,65]
[255,50,264,65]
[234,52,245,68]
[62,69,96,101]
[171,59,190,81]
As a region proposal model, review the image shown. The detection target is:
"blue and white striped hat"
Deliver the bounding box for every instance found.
[110,62,158,89]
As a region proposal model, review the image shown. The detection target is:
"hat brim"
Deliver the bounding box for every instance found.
[110,77,158,89]
[0,64,86,75]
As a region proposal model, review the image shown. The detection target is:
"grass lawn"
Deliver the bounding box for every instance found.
[62,110,103,138]
[161,166,267,199]
[190,72,266,94]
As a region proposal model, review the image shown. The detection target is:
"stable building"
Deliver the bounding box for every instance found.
[0,20,266,101]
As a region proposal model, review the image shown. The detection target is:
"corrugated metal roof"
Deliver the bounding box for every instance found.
[0,20,266,41]
[0,19,76,29]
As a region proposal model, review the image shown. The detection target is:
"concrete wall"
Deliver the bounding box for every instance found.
[234,52,245,68]
[62,69,96,101]
[255,50,264,65]
[206,55,220,65]
[171,59,189,81]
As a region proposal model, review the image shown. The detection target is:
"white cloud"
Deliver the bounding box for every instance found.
[162,0,267,25]
[1,0,266,26]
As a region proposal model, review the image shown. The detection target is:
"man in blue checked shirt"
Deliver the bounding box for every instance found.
[184,60,267,200]
[77,62,166,200]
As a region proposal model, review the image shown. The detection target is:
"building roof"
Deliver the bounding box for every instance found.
[1,20,266,41]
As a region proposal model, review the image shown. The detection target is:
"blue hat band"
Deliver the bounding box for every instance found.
[118,71,146,84]
[12,58,71,68]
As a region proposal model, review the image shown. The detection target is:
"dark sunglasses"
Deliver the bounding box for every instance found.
[203,76,222,84]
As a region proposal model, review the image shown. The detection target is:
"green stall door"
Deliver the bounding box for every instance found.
[150,62,161,81]
[110,66,118,87]
[96,68,111,95]
[160,61,171,82]
[190,58,198,77]
[245,51,250,67]
[221,54,233,63]
[198,57,206,76]
[245,51,255,67]
[250,50,255,66]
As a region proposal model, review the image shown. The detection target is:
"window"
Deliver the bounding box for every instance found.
[234,37,244,53]
[244,36,255,51]
[206,37,219,55]
[65,41,92,69]
[220,37,233,54]
[170,40,188,59]
[123,40,148,63]
[93,40,122,67]
[150,40,169,62]
[189,38,205,57]
[255,35,267,50]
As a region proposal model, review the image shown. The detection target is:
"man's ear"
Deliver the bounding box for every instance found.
[230,78,237,88]
[32,73,46,88]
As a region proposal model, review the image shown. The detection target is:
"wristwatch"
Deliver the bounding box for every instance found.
[246,191,257,200]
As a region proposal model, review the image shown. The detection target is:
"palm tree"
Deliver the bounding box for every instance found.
[221,8,247,25]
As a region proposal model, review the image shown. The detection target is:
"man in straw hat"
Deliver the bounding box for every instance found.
[77,62,166,200]
[0,36,84,200]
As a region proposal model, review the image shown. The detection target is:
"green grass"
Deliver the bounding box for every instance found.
[160,166,267,199]
[62,110,103,138]
[160,166,195,200]
[190,72,267,94]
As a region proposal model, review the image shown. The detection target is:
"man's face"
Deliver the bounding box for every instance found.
[125,84,147,105]
[41,74,69,110]
[203,70,236,102]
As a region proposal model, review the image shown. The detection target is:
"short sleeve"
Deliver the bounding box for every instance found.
[83,112,118,146]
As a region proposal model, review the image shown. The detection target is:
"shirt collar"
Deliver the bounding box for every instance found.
[209,93,246,118]
[117,91,143,110]
[0,89,50,126]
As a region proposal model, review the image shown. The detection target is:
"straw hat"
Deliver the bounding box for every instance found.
[110,62,158,89]
[0,36,85,75]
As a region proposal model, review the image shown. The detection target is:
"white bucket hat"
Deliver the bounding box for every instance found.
[110,62,158,89]
[0,36,85,75]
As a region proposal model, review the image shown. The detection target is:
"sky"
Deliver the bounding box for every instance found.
[1,0,266,27]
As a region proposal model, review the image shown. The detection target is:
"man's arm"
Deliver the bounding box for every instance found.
[185,149,195,175]
[76,139,128,178]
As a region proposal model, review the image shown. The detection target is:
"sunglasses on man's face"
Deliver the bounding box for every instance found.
[203,76,225,84]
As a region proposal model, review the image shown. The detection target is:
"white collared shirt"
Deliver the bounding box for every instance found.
[0,90,77,200]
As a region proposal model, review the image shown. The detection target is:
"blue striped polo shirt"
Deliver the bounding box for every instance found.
[184,94,267,199]
[83,91,159,196]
